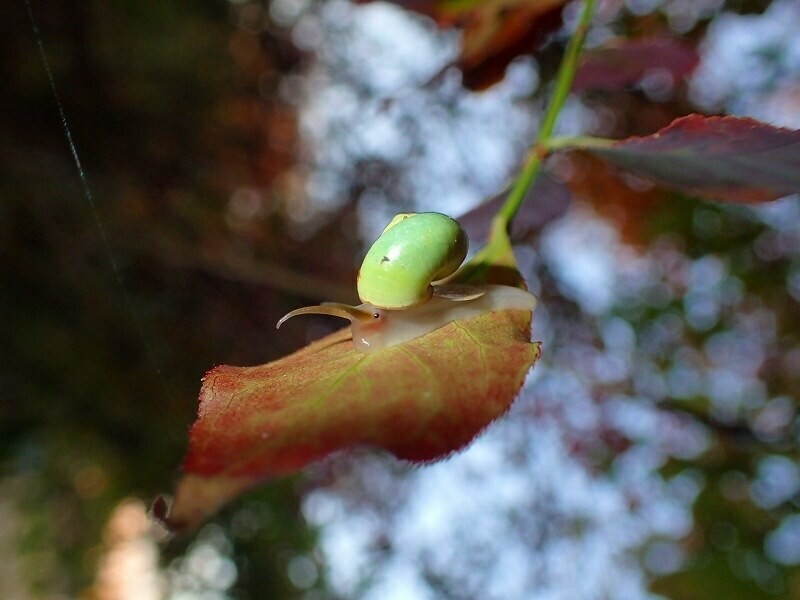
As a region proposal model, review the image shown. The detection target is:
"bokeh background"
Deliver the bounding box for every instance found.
[3,0,800,597]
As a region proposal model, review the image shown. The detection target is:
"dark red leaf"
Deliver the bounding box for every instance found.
[572,37,699,93]
[357,0,567,90]
[584,115,800,203]
[459,174,571,246]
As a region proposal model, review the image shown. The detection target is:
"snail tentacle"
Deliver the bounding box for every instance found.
[276,303,374,329]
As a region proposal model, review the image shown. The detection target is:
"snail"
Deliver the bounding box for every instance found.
[277,212,537,353]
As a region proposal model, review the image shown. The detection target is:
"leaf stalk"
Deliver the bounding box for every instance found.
[496,0,598,230]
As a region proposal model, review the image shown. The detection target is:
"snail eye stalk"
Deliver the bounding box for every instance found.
[276,303,374,329]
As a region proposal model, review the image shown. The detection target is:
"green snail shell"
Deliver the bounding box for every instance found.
[356,212,468,310]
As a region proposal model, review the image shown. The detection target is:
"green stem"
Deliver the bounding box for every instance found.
[456,0,597,285]
[496,0,597,228]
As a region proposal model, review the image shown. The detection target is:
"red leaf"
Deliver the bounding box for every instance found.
[459,175,571,245]
[584,115,800,203]
[572,37,699,93]
[160,309,539,531]
[358,0,567,90]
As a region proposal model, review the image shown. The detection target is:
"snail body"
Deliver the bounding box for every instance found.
[277,212,537,354]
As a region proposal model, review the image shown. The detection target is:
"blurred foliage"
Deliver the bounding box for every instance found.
[3,0,800,598]
[1,0,344,596]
